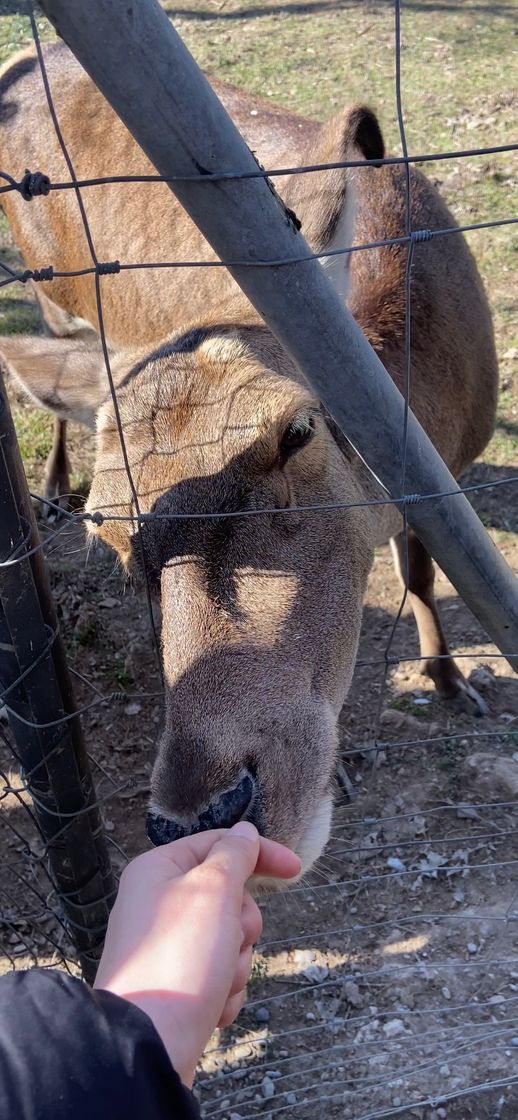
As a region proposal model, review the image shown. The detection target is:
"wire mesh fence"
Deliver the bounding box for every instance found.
[0,0,517,1116]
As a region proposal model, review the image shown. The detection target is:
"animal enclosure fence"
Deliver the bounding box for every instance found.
[0,0,517,1116]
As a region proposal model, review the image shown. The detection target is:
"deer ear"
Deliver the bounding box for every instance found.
[0,335,110,429]
[282,105,385,301]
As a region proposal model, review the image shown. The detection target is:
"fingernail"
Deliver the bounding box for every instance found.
[229,821,259,841]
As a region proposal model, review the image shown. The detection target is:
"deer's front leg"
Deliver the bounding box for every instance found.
[41,417,71,520]
[390,528,487,716]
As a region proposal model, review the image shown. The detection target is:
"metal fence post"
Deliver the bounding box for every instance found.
[0,375,116,982]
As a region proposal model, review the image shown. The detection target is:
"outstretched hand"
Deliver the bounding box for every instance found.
[94,822,300,1086]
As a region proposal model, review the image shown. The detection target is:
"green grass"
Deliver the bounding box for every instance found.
[389,697,432,719]
[12,403,53,476]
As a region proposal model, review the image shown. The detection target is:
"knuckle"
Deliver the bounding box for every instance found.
[193,860,232,894]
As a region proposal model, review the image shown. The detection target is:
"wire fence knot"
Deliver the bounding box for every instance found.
[410,229,433,243]
[88,511,105,527]
[402,492,424,505]
[19,168,51,201]
[96,260,120,276]
[21,266,54,284]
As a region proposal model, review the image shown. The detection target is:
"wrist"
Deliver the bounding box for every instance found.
[102,985,199,1087]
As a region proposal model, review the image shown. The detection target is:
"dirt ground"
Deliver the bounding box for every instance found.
[0,1,517,1118]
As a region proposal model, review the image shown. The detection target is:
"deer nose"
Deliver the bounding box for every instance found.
[146,770,258,847]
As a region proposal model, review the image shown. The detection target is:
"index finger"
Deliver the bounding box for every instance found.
[153,824,300,882]
[255,836,301,881]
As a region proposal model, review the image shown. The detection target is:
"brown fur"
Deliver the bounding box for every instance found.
[0,44,498,869]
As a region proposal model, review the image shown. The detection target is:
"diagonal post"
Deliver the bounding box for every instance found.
[38,0,518,669]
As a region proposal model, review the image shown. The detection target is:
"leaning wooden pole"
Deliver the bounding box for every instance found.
[39,0,518,668]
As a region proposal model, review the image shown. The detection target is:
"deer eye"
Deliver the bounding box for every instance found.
[279,415,315,464]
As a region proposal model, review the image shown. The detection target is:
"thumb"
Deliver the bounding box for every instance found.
[201,821,260,891]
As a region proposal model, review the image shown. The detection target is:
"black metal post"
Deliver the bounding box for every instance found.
[0,374,116,983]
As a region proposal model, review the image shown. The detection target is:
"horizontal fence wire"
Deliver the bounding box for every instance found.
[0,0,516,1116]
[1,216,517,290]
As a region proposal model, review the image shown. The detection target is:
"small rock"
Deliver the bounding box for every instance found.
[511,1037,518,1046]
[469,665,495,690]
[442,986,452,1000]
[437,1110,447,1119]
[467,942,478,954]
[124,701,142,716]
[286,1093,297,1105]
[462,753,518,799]
[305,1011,316,1021]
[255,1007,270,1023]
[303,963,329,983]
[439,1063,450,1076]
[260,1076,275,1100]
[456,805,478,820]
[387,857,406,873]
[419,851,444,876]
[383,1018,406,1038]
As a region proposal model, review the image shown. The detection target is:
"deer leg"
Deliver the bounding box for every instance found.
[390,529,487,716]
[41,418,71,521]
[31,289,94,520]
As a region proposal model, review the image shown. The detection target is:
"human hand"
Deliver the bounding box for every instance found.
[94,822,300,1086]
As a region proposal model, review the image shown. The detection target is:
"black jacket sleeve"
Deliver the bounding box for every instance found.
[0,968,201,1120]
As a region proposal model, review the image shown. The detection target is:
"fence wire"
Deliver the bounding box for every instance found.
[0,0,517,1117]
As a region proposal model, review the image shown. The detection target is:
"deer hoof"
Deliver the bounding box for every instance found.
[34,489,70,523]
[423,658,488,718]
[445,677,488,718]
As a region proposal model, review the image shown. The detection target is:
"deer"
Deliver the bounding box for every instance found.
[0,43,498,873]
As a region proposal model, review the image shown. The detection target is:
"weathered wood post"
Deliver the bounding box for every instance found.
[38,0,518,669]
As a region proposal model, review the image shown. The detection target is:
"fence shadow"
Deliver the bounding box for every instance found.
[165,1,516,23]
[0,1,34,13]
[461,462,518,534]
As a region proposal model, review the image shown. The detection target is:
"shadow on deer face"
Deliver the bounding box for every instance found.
[79,324,372,871]
[0,316,375,873]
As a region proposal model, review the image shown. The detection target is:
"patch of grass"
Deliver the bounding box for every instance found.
[10,400,52,470]
[250,955,269,986]
[111,663,133,691]
[389,697,431,719]
[0,296,39,334]
[0,10,54,66]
